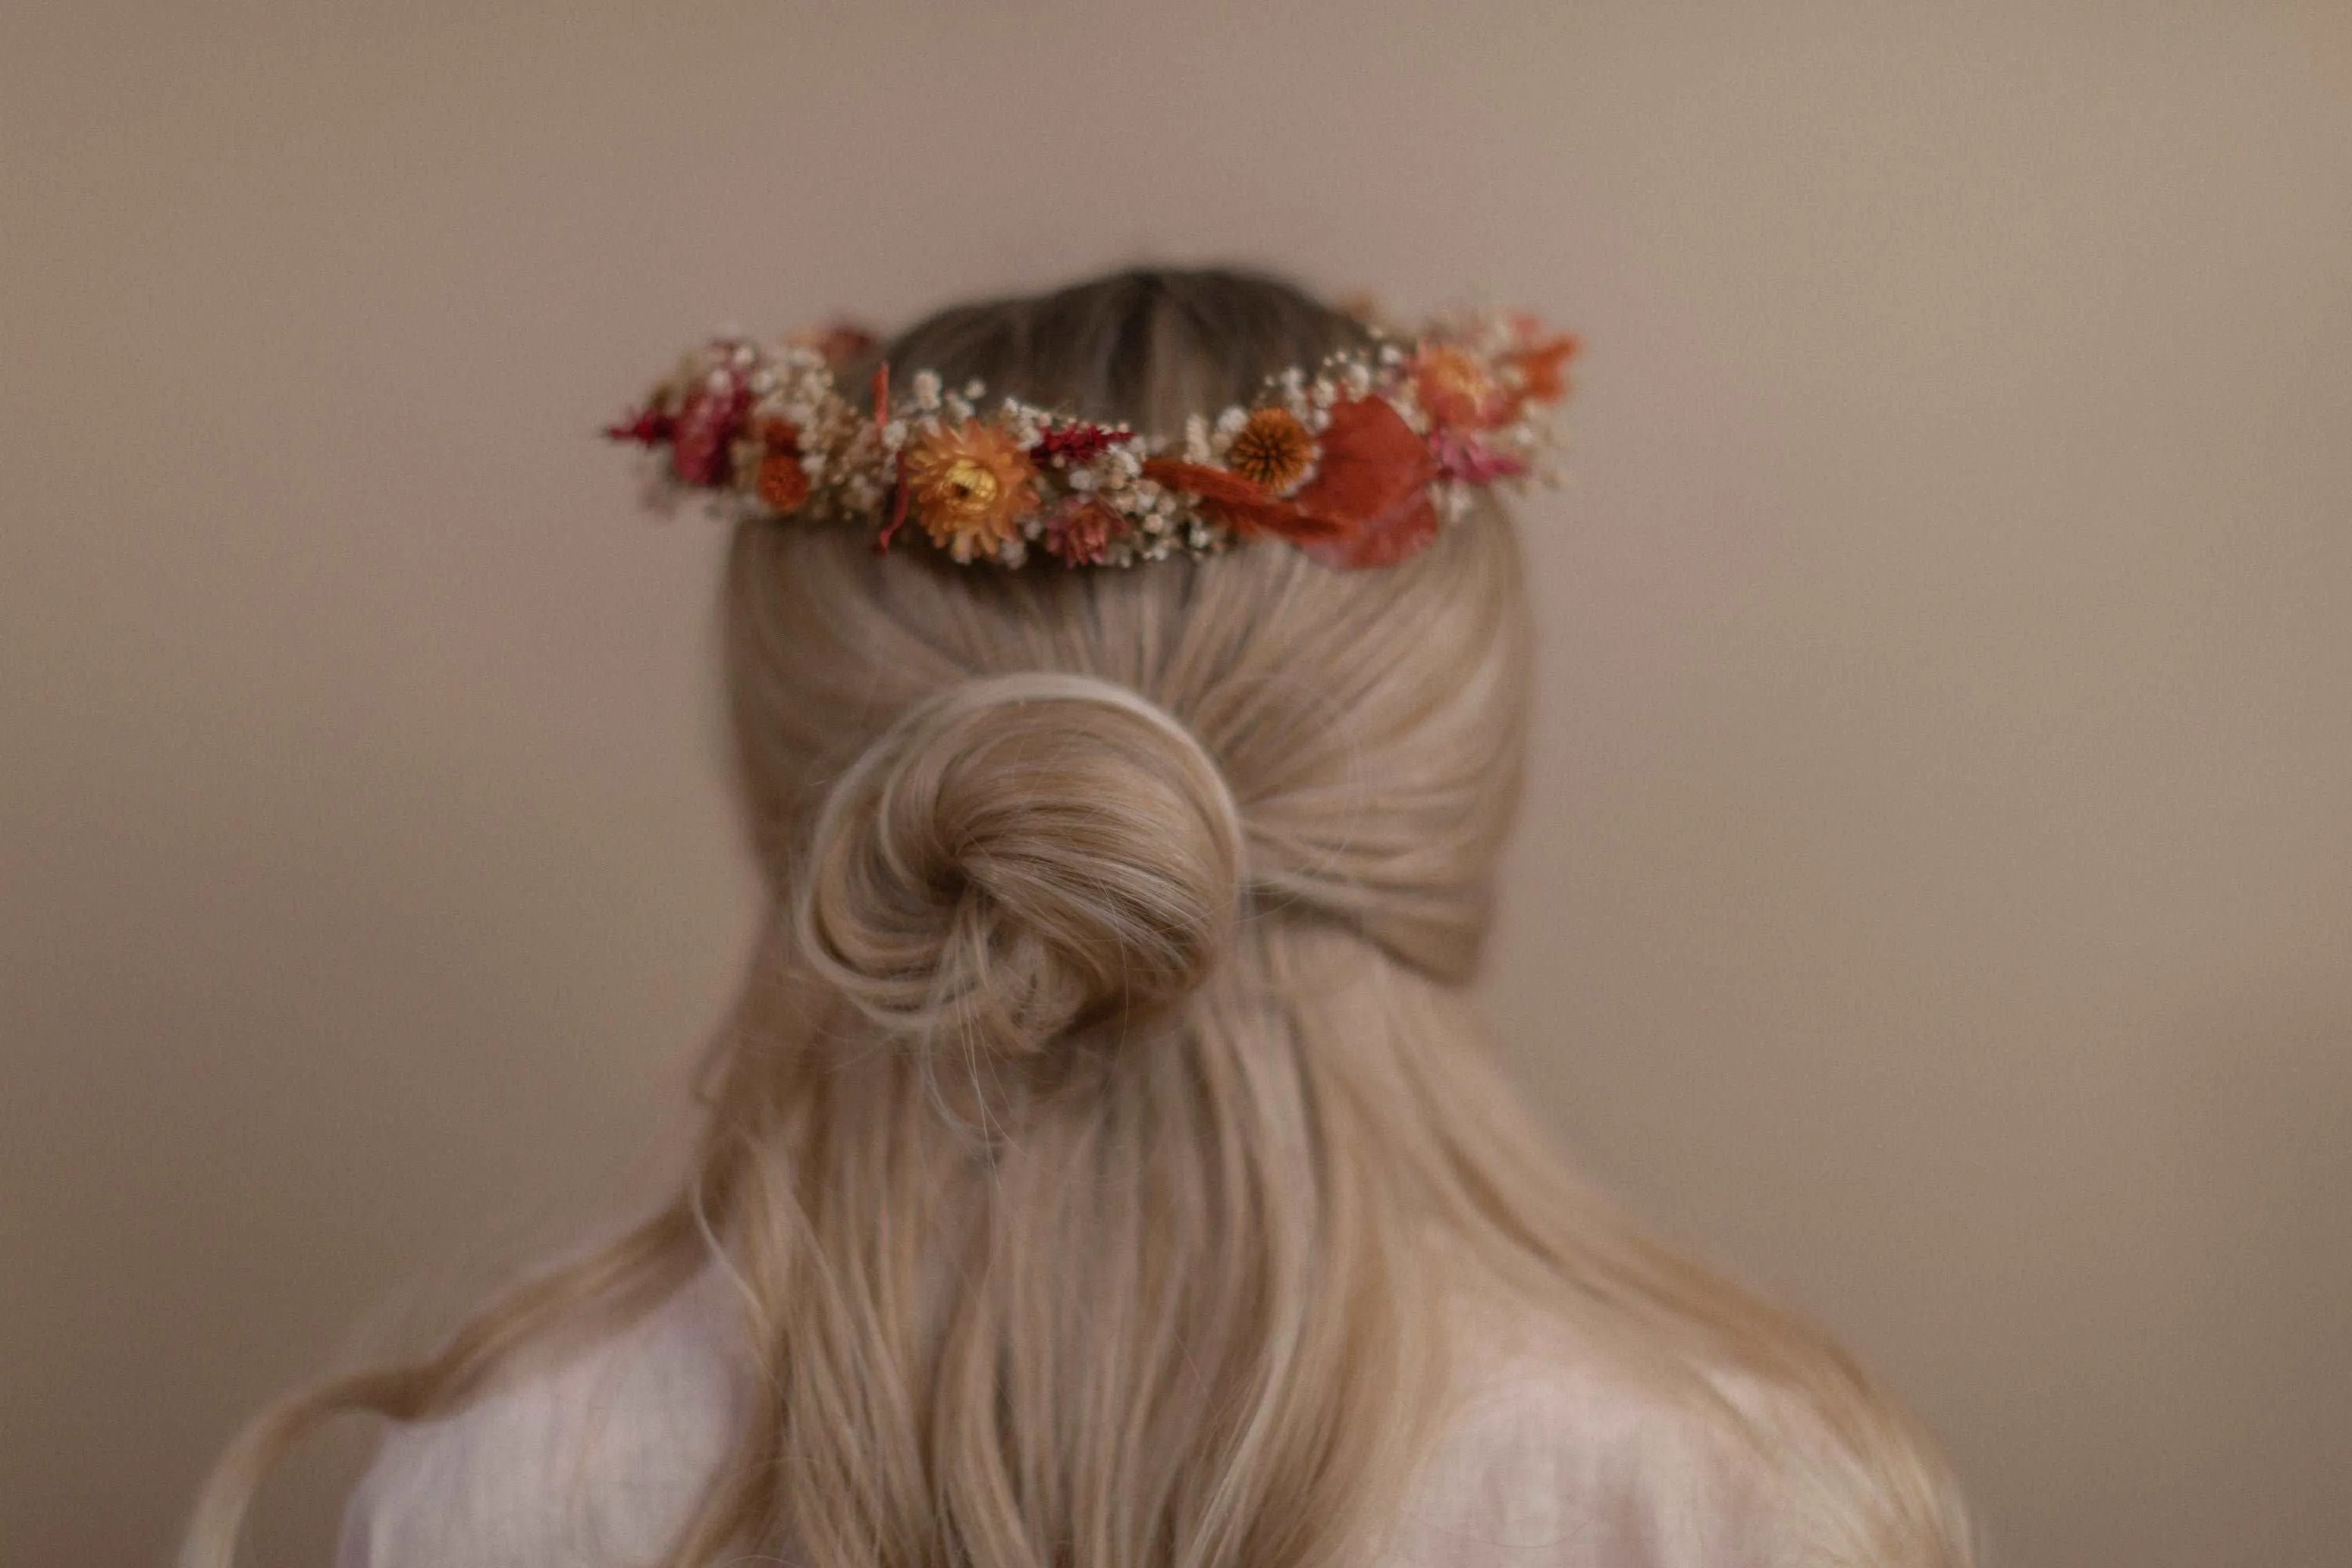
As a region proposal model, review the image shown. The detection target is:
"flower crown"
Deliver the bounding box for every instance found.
[605,308,1577,570]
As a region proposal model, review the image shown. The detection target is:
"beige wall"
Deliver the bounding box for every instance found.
[5,4,2348,1564]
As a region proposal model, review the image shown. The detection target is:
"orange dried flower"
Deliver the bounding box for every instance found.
[902,419,1040,562]
[1225,407,1316,493]
[751,418,809,511]
[1413,344,1508,430]
[1504,330,1580,405]
[756,452,811,511]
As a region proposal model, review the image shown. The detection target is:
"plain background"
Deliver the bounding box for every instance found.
[5,3,2348,1564]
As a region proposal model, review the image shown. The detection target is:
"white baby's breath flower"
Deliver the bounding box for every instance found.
[1183,414,1211,463]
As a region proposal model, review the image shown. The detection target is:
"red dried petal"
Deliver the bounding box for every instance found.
[603,408,673,445]
[1031,423,1134,466]
[876,474,912,553]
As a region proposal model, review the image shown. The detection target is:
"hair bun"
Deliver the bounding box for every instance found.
[795,673,1245,1060]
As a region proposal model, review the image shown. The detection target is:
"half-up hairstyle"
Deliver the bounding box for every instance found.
[186,267,1973,1568]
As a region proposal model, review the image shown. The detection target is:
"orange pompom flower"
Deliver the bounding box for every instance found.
[1225,407,1316,494]
[902,419,1040,562]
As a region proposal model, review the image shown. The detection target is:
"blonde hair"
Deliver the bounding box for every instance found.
[186,268,1974,1568]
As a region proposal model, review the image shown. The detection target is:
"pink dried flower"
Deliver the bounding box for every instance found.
[1430,428,1527,485]
[1044,499,1119,566]
[669,375,750,486]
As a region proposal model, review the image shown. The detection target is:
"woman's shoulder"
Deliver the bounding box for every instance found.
[1385,1299,1791,1568]
[335,1265,749,1568]
[339,1268,1791,1568]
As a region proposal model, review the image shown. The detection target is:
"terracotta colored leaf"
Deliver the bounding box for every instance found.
[1139,459,1348,543]
[1289,397,1442,565]
[1294,397,1437,521]
[1303,492,1439,570]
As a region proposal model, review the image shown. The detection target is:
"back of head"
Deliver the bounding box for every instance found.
[724,268,1534,1076]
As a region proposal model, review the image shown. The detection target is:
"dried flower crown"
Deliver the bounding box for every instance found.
[606,308,1577,570]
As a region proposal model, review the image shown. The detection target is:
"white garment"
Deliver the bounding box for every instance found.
[337,1266,1787,1568]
